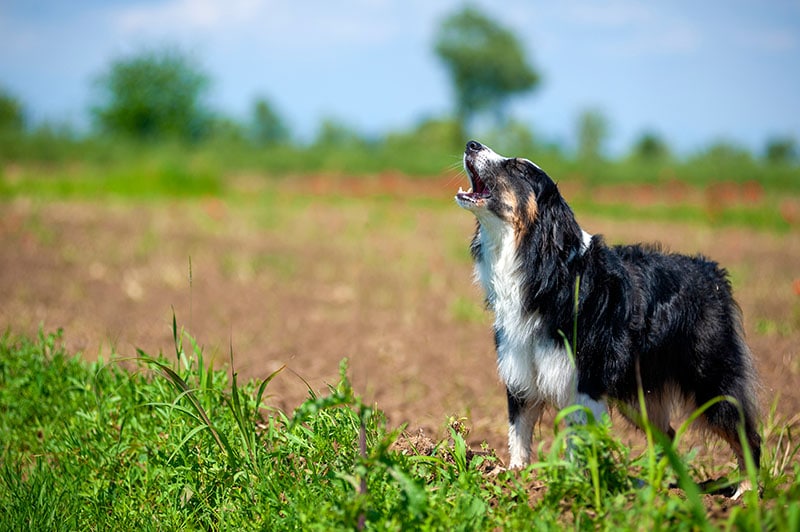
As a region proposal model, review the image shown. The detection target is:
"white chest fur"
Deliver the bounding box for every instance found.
[474,223,575,409]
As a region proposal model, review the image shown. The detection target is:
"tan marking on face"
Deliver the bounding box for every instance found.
[497,187,525,243]
[509,193,538,245]
[500,188,518,227]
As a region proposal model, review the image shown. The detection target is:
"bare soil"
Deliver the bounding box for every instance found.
[2,175,799,478]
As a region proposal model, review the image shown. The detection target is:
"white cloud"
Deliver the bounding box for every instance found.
[112,0,263,34]
[553,2,701,57]
[107,0,429,49]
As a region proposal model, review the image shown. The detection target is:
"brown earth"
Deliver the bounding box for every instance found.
[2,174,799,481]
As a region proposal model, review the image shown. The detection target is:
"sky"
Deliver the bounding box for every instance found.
[1,0,799,155]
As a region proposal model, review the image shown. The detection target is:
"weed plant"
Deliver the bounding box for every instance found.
[1,328,799,530]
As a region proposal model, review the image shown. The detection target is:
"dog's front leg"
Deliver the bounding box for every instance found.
[569,391,609,426]
[507,389,543,468]
[564,391,609,458]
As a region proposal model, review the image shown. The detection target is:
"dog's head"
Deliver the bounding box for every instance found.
[456,140,588,311]
[456,140,560,235]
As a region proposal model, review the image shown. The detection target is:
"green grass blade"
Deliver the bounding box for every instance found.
[171,309,181,362]
[139,352,231,460]
[167,424,213,463]
[256,364,286,409]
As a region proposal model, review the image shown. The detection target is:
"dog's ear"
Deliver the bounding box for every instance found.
[551,221,567,252]
[537,185,578,252]
[520,189,583,313]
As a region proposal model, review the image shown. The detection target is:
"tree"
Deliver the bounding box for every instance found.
[434,7,539,142]
[576,109,609,161]
[0,87,25,132]
[764,136,797,164]
[251,97,290,146]
[92,47,211,141]
[632,131,670,161]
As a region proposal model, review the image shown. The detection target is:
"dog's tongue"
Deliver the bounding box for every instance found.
[463,159,488,197]
[472,172,487,195]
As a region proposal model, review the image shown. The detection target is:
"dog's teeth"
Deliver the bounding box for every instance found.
[458,186,465,194]
[468,187,473,193]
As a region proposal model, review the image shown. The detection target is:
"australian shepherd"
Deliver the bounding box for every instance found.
[455,140,760,498]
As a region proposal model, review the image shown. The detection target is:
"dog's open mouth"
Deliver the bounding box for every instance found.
[456,158,490,205]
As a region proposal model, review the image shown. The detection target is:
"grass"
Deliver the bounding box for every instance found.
[2,327,800,530]
[568,196,794,234]
[0,151,222,199]
[2,150,797,234]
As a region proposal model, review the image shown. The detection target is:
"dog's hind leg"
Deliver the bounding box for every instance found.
[695,325,761,498]
[645,391,677,441]
[703,399,761,500]
[506,389,543,468]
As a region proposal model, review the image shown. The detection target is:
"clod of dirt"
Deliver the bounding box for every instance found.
[390,425,502,476]
[389,428,438,457]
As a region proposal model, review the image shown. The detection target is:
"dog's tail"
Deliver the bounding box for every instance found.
[705,302,762,472]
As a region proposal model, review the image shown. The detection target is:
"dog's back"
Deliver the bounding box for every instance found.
[577,241,761,474]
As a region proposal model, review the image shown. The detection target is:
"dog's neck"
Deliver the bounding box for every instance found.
[474,217,593,302]
[473,222,520,311]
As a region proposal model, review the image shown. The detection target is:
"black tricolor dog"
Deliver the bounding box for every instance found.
[455,140,760,498]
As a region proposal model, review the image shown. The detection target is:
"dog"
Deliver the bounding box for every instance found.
[455,140,760,498]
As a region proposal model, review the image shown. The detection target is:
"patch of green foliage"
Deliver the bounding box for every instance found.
[1,328,799,530]
[2,116,799,198]
[568,196,793,233]
[1,134,797,233]
[0,140,223,198]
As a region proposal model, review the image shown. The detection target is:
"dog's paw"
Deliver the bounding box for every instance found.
[486,465,507,477]
[506,459,528,471]
[730,479,755,501]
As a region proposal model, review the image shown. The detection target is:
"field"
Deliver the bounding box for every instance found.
[2,166,800,528]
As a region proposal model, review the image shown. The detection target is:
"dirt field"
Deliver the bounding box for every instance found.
[2,174,799,469]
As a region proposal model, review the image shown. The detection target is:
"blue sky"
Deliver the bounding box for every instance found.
[1,0,799,155]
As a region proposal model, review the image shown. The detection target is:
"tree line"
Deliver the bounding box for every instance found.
[0,6,797,166]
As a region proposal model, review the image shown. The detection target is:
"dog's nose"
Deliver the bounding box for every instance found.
[465,140,483,153]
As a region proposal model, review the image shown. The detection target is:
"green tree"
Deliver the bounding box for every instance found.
[632,131,670,161]
[0,87,25,132]
[434,6,539,142]
[576,109,609,161]
[764,136,797,164]
[92,48,211,141]
[251,97,290,146]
